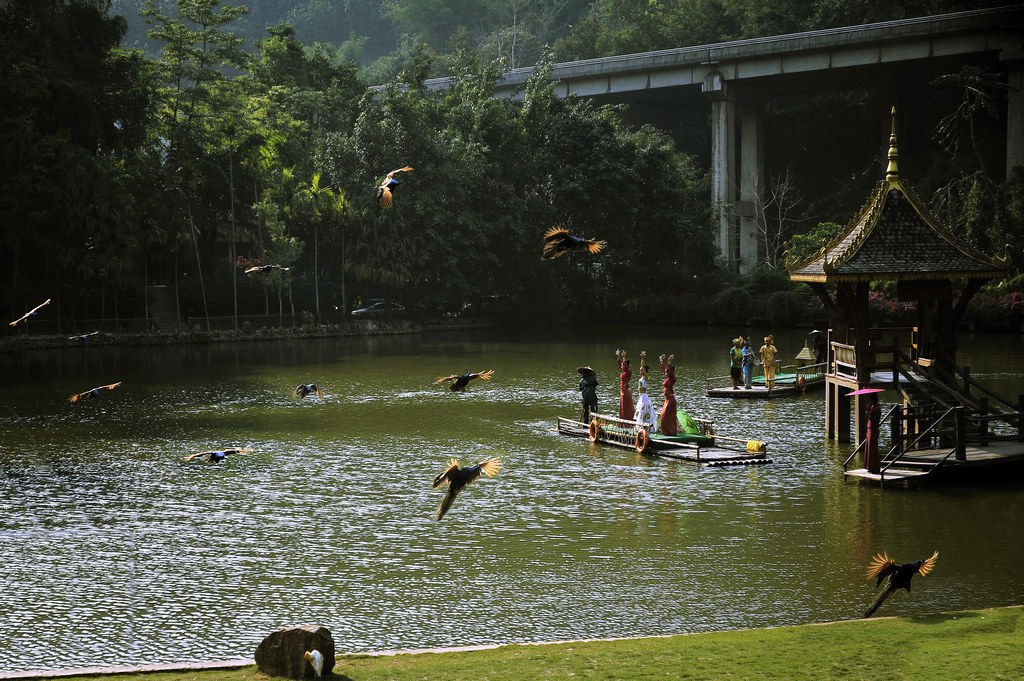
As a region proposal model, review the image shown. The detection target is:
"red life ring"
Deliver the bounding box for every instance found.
[589,419,602,441]
[635,429,649,453]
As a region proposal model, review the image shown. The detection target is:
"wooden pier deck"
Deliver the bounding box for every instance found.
[844,440,1024,485]
[706,371,825,399]
[556,414,773,467]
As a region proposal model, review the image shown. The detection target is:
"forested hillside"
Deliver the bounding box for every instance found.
[2,0,1021,333]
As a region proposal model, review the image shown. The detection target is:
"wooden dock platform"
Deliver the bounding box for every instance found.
[706,371,825,399]
[844,440,1024,485]
[556,413,773,467]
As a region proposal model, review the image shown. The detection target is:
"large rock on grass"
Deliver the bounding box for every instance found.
[255,624,335,678]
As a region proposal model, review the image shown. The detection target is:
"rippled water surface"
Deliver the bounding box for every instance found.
[2,326,1023,672]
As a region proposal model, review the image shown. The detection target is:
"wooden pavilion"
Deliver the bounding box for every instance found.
[787,108,1022,483]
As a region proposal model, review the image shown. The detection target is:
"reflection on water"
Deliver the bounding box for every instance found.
[1,326,1023,671]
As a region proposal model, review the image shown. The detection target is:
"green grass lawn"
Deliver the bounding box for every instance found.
[20,607,1024,681]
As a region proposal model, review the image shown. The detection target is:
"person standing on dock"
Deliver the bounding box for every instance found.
[659,354,679,435]
[578,366,599,423]
[760,335,778,389]
[729,337,743,389]
[615,349,635,420]
[634,352,657,433]
[741,339,754,389]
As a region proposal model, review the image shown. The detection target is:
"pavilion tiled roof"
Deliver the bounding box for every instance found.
[788,110,1007,284]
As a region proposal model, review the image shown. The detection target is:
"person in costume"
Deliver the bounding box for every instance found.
[577,366,598,423]
[741,339,754,389]
[729,337,743,389]
[615,349,635,420]
[760,335,778,389]
[658,353,679,435]
[865,390,881,473]
[633,351,657,433]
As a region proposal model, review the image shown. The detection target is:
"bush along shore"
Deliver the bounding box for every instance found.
[3,607,1022,681]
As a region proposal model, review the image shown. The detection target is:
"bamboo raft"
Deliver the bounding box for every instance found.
[707,364,827,399]
[556,412,772,467]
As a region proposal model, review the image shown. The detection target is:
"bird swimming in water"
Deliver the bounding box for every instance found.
[68,331,99,340]
[184,448,253,463]
[293,383,324,399]
[244,264,290,275]
[434,369,494,391]
[864,550,939,617]
[376,166,413,207]
[68,381,122,403]
[9,298,51,326]
[432,457,501,520]
[542,226,606,260]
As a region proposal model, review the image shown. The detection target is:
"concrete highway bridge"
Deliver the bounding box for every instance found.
[422,5,1024,273]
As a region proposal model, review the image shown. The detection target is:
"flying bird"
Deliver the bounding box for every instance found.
[68,381,122,403]
[68,331,99,340]
[244,264,290,275]
[864,550,939,617]
[541,226,606,260]
[435,369,494,392]
[293,383,324,399]
[432,456,501,520]
[184,448,253,463]
[9,298,51,326]
[376,166,413,208]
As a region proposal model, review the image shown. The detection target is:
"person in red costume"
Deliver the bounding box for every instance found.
[615,349,635,420]
[658,353,679,435]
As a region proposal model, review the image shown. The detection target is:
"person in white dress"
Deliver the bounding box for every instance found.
[633,351,658,433]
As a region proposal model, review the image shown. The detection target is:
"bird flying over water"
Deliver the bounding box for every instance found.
[293,383,324,399]
[9,298,51,326]
[864,550,938,617]
[184,448,252,463]
[68,382,121,403]
[432,457,501,520]
[435,369,494,391]
[68,331,99,340]
[244,264,290,275]
[376,166,413,208]
[541,226,606,260]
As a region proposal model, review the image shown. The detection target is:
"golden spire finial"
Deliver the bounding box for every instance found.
[885,106,899,181]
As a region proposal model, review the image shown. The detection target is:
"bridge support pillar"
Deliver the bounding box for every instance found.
[706,73,736,268]
[738,103,764,274]
[704,73,764,273]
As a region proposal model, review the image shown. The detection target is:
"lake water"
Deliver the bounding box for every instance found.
[1,325,1023,672]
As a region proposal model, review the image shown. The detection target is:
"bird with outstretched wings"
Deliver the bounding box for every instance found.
[864,550,938,617]
[293,383,324,399]
[541,226,606,260]
[435,369,494,392]
[432,457,501,520]
[184,448,252,463]
[68,382,121,403]
[9,298,51,326]
[376,166,413,208]
[244,264,290,275]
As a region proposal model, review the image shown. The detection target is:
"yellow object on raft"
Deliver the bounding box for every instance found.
[747,440,766,453]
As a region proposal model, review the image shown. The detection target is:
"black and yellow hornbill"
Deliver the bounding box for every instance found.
[541,226,606,260]
[432,457,501,520]
[376,166,413,208]
[864,550,938,617]
[68,381,122,403]
[435,369,494,391]
[184,448,252,463]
